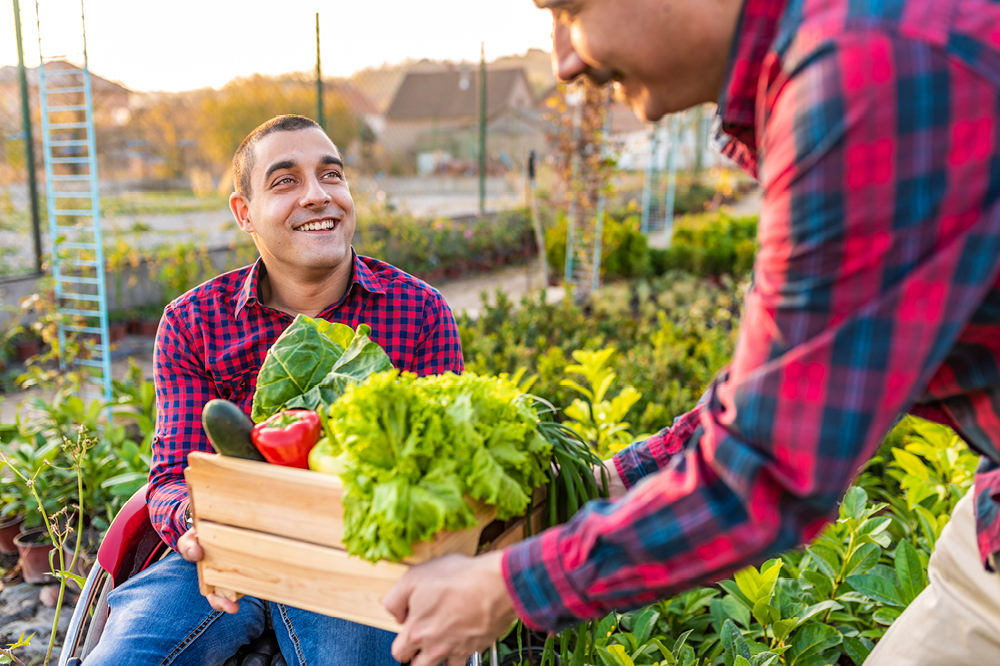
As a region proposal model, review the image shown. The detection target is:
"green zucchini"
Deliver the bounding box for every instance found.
[201,399,265,461]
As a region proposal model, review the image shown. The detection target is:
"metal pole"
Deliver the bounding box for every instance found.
[639,121,658,235]
[13,0,42,274]
[527,150,548,287]
[591,97,611,293]
[663,114,679,246]
[694,105,707,175]
[478,42,486,215]
[315,13,323,130]
[563,103,581,285]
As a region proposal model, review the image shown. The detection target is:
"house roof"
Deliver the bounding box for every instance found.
[332,82,379,116]
[0,60,129,95]
[385,68,532,121]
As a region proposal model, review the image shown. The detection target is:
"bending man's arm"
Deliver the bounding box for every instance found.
[504,34,1000,631]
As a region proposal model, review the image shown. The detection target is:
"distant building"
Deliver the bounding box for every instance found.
[0,60,131,128]
[332,82,385,139]
[382,68,541,165]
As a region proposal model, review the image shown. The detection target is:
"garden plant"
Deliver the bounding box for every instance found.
[0,208,977,665]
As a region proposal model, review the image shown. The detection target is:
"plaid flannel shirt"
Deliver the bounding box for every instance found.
[147,252,464,550]
[504,0,1000,631]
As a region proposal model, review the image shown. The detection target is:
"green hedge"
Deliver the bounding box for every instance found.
[460,271,741,435]
[545,210,758,283]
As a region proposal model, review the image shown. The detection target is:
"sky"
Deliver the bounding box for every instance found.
[1,0,555,92]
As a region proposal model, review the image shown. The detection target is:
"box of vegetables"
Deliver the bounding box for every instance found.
[185,315,606,632]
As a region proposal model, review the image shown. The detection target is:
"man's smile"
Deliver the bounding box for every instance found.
[293,217,339,232]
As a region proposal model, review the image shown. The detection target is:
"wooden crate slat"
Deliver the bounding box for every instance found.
[186,452,347,548]
[196,520,407,632]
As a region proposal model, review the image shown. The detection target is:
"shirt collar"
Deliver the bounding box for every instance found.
[235,257,264,316]
[351,251,386,297]
[714,0,789,174]
[234,250,385,318]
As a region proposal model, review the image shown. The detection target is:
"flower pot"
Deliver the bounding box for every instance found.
[0,514,24,554]
[129,318,160,337]
[14,527,57,584]
[108,322,127,342]
[14,339,42,362]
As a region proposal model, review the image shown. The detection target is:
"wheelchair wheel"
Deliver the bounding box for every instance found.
[59,563,111,666]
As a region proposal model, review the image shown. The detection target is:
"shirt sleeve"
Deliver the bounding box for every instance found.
[410,289,465,376]
[502,33,1000,631]
[147,305,216,551]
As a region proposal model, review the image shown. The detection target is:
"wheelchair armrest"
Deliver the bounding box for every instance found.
[96,484,168,586]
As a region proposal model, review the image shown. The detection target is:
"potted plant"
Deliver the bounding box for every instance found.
[1,433,75,583]
[0,504,23,555]
[9,330,42,363]
[128,304,164,337]
[108,309,129,343]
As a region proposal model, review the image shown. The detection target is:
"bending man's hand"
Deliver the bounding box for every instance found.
[177,527,241,615]
[385,551,518,666]
[600,457,627,500]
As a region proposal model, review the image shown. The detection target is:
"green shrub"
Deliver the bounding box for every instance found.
[546,212,656,282]
[459,271,741,435]
[651,211,758,278]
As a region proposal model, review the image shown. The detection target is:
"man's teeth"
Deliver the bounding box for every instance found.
[298,220,335,231]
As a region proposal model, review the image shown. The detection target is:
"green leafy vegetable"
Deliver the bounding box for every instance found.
[318,370,553,562]
[251,315,392,422]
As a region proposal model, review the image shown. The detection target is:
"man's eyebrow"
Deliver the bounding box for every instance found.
[263,159,296,182]
[321,155,344,169]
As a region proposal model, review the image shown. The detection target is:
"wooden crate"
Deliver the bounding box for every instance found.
[184,452,542,631]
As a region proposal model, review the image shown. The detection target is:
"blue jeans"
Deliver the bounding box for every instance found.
[84,551,399,666]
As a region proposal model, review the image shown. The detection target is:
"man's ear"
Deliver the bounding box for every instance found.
[230,192,253,233]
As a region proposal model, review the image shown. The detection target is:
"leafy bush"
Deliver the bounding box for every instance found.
[545,209,758,285]
[545,211,652,281]
[355,205,533,278]
[0,360,155,533]
[649,212,758,278]
[459,272,741,435]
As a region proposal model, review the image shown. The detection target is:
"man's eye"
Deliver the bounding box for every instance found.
[324,171,342,180]
[275,176,294,186]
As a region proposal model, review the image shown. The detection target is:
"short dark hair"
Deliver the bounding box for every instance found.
[232,115,328,199]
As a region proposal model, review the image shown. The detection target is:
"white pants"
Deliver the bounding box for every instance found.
[867,489,1000,665]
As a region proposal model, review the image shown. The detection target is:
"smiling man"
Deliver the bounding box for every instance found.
[384,0,1000,664]
[84,114,463,665]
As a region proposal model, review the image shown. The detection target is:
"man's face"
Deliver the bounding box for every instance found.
[230,127,356,278]
[539,0,735,121]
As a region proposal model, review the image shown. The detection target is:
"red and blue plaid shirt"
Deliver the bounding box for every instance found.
[503,0,1000,631]
[147,252,464,550]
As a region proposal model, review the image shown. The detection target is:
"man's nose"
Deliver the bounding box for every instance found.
[552,18,588,82]
[301,175,331,207]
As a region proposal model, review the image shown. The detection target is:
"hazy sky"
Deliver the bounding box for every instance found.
[1,0,555,92]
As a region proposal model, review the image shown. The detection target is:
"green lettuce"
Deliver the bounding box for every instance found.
[251,315,393,422]
[322,369,552,562]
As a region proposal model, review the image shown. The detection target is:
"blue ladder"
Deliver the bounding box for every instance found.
[35,0,112,404]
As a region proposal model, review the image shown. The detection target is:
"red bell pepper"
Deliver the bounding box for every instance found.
[251,409,322,469]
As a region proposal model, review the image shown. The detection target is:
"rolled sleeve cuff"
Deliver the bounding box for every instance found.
[501,526,599,633]
[163,498,190,552]
[612,406,703,489]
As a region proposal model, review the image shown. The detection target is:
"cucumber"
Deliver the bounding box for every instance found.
[201,399,266,461]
